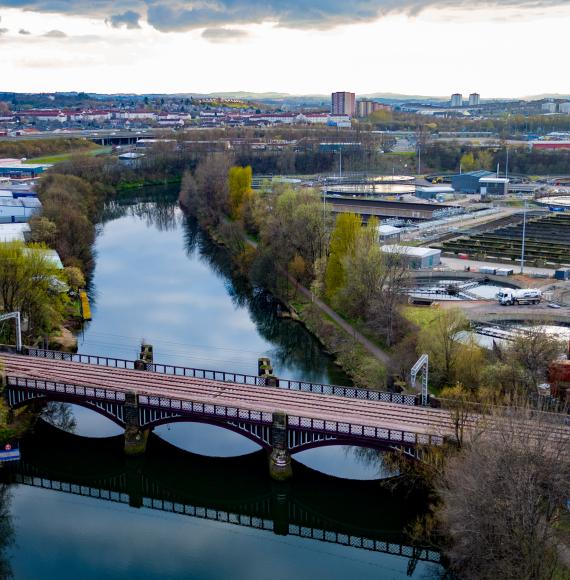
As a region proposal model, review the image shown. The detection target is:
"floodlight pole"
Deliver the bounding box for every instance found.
[411,354,429,406]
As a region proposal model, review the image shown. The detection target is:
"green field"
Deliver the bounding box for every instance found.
[23,147,112,165]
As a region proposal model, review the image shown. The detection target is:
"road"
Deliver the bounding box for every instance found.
[441,256,555,277]
[442,299,570,325]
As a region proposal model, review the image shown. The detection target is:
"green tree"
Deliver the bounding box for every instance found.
[0,242,68,342]
[418,308,469,387]
[64,266,85,293]
[28,216,57,246]
[460,152,476,172]
[259,186,332,286]
[476,149,493,170]
[228,165,253,220]
[325,213,361,299]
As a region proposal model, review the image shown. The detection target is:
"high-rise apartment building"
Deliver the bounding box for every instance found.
[469,93,480,106]
[450,93,463,107]
[331,92,356,117]
[356,99,389,118]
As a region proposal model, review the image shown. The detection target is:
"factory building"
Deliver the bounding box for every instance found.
[0,160,51,179]
[479,176,510,196]
[381,245,442,269]
[0,197,42,222]
[452,170,509,195]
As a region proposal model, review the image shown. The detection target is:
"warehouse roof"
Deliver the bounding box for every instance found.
[0,223,30,242]
[381,245,441,257]
[453,170,493,179]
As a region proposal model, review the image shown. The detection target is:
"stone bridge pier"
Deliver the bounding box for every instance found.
[269,411,292,481]
[124,392,149,456]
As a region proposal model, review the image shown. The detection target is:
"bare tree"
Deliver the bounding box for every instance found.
[509,325,565,392]
[438,408,570,580]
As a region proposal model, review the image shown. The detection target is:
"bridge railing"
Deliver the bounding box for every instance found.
[21,347,420,406]
[7,376,126,403]
[288,415,445,448]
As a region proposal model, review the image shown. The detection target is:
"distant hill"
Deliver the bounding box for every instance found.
[524,94,570,101]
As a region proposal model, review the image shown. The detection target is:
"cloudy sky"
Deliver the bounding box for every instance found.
[0,1,568,96]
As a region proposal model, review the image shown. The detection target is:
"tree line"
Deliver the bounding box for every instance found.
[423,141,570,174]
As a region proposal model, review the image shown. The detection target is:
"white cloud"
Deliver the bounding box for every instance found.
[0,6,568,96]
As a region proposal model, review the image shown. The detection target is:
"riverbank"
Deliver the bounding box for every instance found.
[190,206,390,389]
[116,176,182,191]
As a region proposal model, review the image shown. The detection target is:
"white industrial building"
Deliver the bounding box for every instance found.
[0,197,41,221]
[0,222,30,242]
[381,245,442,269]
[378,225,402,242]
[479,176,510,196]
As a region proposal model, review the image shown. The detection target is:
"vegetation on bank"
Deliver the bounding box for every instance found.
[179,155,405,387]
[30,173,107,273]
[0,241,83,347]
[178,154,570,577]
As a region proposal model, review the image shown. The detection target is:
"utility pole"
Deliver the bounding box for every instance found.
[520,200,527,274]
[417,141,421,175]
[0,311,22,352]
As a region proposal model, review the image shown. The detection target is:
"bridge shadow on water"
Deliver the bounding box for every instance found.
[1,420,440,565]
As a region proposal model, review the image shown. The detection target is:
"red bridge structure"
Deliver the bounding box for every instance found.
[1,347,567,479]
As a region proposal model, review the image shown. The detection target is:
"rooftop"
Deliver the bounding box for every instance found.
[0,222,30,242]
[381,245,441,257]
[455,170,494,179]
[479,177,510,184]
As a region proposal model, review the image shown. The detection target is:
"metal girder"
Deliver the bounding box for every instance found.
[411,354,429,406]
[0,311,22,351]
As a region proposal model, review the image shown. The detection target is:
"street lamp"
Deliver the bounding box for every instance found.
[520,200,527,274]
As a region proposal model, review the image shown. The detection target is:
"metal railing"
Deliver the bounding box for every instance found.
[138,394,274,425]
[21,347,420,406]
[7,376,125,403]
[288,415,444,447]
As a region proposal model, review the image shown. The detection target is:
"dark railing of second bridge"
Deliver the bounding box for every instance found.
[21,347,421,406]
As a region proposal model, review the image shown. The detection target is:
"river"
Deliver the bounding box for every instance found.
[0,186,442,578]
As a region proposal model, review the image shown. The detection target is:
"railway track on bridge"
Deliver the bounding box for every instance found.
[2,353,568,446]
[0,354,456,437]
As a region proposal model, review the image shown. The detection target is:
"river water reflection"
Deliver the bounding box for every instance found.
[1,187,442,578]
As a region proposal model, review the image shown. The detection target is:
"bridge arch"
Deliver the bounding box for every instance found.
[8,391,126,428]
[143,416,272,450]
[288,436,416,455]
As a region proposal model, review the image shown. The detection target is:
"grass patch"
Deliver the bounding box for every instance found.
[402,305,440,329]
[24,147,111,165]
